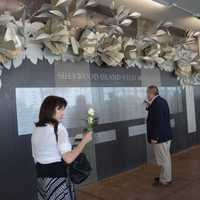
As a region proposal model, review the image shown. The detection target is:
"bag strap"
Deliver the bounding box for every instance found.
[54,123,75,199]
[53,122,59,142]
[67,169,76,200]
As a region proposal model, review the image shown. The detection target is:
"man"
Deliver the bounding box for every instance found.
[146,85,173,186]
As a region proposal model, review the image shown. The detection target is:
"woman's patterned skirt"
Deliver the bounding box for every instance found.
[37,178,75,200]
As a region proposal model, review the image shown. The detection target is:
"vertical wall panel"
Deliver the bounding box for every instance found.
[0,60,55,200]
[185,86,197,134]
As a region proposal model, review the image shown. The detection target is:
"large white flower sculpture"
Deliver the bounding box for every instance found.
[0,0,200,88]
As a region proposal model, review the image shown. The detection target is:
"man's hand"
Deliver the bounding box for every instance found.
[151,139,158,144]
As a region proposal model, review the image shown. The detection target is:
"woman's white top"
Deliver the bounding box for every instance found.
[31,123,72,164]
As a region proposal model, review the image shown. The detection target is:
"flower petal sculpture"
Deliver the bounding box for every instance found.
[0,0,200,88]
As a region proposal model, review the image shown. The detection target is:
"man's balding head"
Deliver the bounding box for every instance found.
[147,85,159,101]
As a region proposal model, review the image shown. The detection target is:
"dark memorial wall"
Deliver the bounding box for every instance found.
[0,60,200,200]
[89,64,145,178]
[0,60,55,200]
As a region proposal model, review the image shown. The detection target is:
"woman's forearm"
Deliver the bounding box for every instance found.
[62,140,87,164]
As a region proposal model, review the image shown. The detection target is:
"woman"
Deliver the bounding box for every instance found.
[31,96,92,200]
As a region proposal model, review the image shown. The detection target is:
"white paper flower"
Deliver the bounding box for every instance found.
[13,50,26,68]
[25,43,43,64]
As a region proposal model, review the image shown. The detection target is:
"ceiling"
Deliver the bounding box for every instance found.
[99,0,200,30]
[1,0,200,30]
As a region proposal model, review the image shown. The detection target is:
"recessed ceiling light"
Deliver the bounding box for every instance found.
[153,0,200,20]
[193,13,200,20]
[152,0,177,6]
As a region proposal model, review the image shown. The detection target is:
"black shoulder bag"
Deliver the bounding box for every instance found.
[68,152,92,184]
[54,124,92,184]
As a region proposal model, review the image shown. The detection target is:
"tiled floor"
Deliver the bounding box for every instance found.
[77,145,200,200]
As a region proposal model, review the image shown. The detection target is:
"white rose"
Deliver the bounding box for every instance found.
[88,108,95,116]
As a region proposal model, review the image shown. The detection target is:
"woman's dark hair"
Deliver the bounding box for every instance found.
[35,96,67,138]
